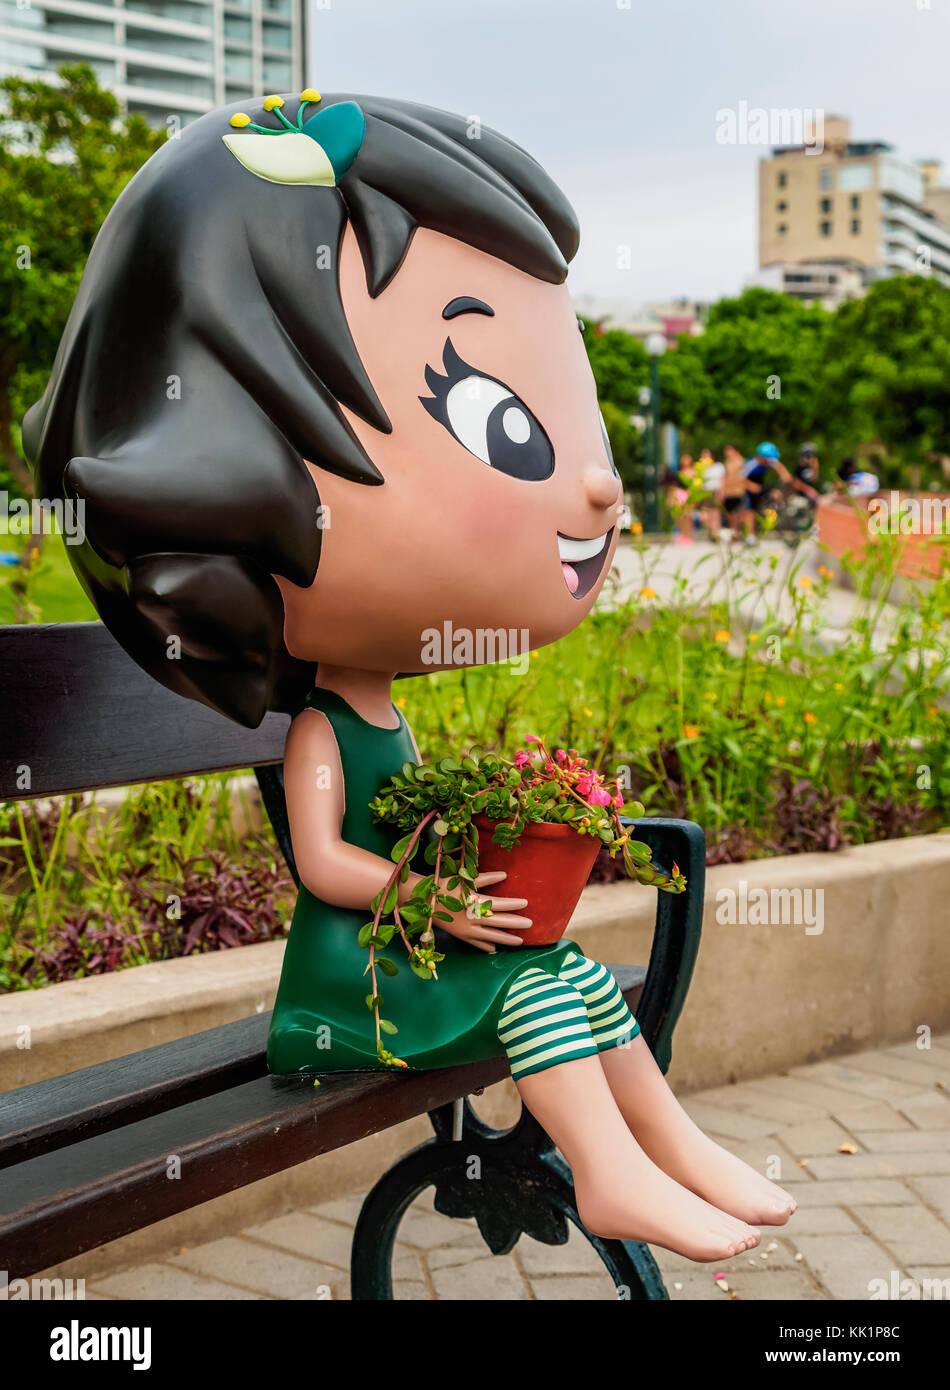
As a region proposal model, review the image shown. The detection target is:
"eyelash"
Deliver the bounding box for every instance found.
[420,337,493,416]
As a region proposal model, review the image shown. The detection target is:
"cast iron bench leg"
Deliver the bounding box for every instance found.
[350,1097,668,1301]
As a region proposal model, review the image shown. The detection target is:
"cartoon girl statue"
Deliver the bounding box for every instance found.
[25,91,795,1262]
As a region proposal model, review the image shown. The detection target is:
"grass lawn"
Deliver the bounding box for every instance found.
[0,536,97,623]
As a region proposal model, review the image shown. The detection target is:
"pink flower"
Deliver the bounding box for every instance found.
[526,735,538,743]
[513,751,530,768]
[575,775,593,796]
[612,793,624,808]
[555,749,568,763]
[588,787,613,806]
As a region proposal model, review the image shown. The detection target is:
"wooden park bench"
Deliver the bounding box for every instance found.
[0,621,705,1300]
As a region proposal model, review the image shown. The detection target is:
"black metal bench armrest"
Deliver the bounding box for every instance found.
[622,817,706,1074]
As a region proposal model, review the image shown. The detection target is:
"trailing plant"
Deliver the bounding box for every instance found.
[360,738,686,1067]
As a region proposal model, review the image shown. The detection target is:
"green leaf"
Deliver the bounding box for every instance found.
[379,1019,398,1035]
[376,956,398,977]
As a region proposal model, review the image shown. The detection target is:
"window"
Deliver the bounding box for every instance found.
[777,171,787,188]
[263,20,292,49]
[850,195,860,210]
[839,162,873,192]
[820,221,832,236]
[224,50,253,80]
[851,218,861,234]
[262,59,292,87]
[819,166,834,191]
[224,15,252,41]
[820,198,832,213]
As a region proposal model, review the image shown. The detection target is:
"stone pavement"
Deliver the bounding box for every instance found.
[83,1035,950,1302]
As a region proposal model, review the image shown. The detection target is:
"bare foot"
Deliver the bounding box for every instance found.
[574,1145,761,1263]
[639,1124,798,1227]
[600,1040,797,1226]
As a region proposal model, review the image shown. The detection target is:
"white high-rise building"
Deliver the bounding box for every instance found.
[0,0,307,128]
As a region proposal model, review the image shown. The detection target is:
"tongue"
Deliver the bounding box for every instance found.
[562,562,579,594]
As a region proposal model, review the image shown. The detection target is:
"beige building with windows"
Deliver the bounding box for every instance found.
[758,115,950,293]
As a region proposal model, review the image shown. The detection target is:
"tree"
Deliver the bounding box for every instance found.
[582,322,650,413]
[817,276,950,467]
[681,288,830,452]
[0,64,165,496]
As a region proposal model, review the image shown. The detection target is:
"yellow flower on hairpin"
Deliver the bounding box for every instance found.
[230,113,251,128]
[263,95,285,111]
[300,88,321,102]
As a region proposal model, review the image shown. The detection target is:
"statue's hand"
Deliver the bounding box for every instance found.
[437,872,530,953]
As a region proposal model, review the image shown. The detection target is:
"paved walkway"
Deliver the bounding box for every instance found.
[84,1035,950,1301]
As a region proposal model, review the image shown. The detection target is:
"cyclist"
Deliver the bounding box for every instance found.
[793,443,821,502]
[742,442,792,527]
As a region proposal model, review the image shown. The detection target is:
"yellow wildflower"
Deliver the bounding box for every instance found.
[776,695,787,707]
[683,725,700,739]
[748,632,760,643]
[798,575,813,588]
[803,711,817,725]
[714,630,730,643]
[640,586,657,599]
[630,521,643,535]
[583,707,593,718]
[395,696,407,709]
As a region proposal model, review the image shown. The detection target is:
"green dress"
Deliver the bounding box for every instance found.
[267,688,576,1075]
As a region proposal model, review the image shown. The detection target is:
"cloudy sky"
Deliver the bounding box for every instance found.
[308,0,950,306]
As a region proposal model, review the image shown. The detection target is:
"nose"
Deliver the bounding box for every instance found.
[584,464,621,511]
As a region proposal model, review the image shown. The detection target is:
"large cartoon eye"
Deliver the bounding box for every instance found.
[421,340,554,482]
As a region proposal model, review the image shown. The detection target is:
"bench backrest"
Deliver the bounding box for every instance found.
[0,622,290,802]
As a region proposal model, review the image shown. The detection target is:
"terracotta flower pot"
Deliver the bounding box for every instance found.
[473,813,601,947]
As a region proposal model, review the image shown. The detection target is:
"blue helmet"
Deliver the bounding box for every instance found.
[756,441,780,460]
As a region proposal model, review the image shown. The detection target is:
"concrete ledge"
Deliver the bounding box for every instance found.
[7,832,950,1282]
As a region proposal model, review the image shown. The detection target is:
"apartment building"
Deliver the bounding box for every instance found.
[758,114,950,292]
[0,0,307,127]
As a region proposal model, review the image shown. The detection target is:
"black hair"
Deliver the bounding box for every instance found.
[838,457,856,478]
[24,93,579,726]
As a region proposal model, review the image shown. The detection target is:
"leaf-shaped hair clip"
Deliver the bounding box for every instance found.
[222,91,365,187]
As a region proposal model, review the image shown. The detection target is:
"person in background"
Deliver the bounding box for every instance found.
[718,444,750,539]
[793,443,821,502]
[672,453,696,541]
[698,447,725,534]
[741,442,792,523]
[836,457,880,497]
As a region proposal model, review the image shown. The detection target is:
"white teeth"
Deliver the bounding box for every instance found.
[558,531,609,563]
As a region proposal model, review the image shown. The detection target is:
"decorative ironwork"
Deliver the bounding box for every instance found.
[351,1096,669,1301]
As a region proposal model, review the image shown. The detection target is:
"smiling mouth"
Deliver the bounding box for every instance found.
[558,529,613,600]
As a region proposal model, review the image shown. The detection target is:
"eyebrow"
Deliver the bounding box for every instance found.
[442,296,495,320]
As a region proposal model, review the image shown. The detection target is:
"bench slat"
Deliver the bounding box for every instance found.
[0,968,645,1277]
[0,1015,270,1170]
[0,622,289,800]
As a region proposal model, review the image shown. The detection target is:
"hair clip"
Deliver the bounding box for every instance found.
[223,91,365,187]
